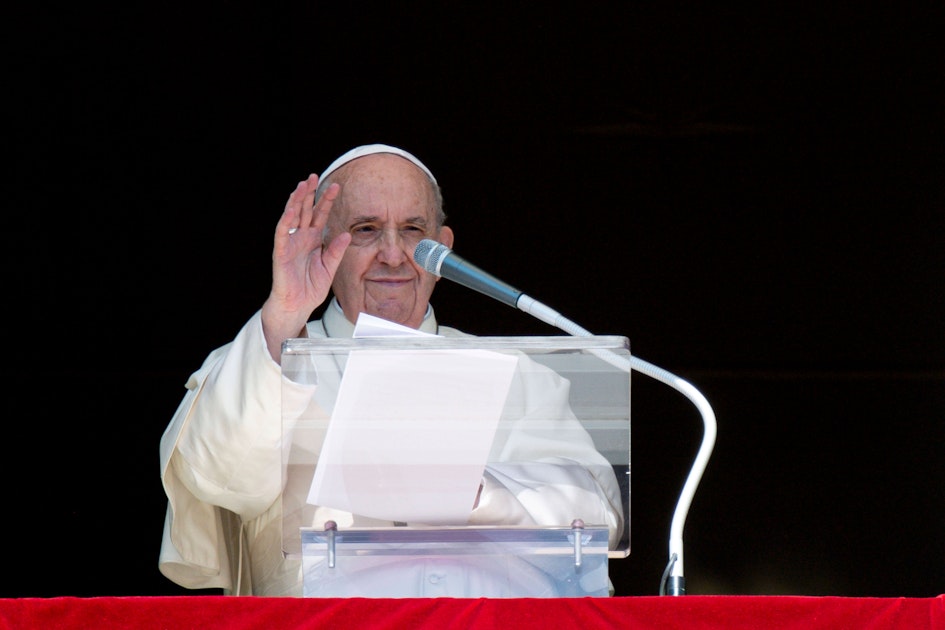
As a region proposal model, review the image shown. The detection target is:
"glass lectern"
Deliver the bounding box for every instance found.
[281,335,630,597]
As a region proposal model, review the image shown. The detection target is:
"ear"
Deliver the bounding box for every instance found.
[438,226,454,249]
[432,227,454,283]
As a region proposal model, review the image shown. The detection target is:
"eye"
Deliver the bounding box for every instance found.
[348,223,381,246]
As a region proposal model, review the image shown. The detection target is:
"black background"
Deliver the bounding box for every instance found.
[9,4,944,597]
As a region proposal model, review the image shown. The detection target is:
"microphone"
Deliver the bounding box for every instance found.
[414,238,594,334]
[413,239,523,308]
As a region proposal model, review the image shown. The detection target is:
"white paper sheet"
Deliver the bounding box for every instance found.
[306,313,517,524]
[347,312,441,338]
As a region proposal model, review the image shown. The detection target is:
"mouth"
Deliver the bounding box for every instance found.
[367,277,413,287]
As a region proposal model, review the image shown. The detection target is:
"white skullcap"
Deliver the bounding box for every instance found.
[319,144,437,184]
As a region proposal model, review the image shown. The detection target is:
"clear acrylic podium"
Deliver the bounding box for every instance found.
[281,335,630,598]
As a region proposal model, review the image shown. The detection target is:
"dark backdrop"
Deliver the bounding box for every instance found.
[9,4,943,598]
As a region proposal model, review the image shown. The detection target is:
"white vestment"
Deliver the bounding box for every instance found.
[159,300,624,596]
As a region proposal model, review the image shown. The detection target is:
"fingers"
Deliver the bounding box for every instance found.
[321,230,352,275]
[295,174,320,233]
[278,175,342,238]
[309,181,340,237]
[277,175,318,240]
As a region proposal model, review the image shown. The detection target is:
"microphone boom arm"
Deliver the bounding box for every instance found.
[414,239,717,594]
[517,293,717,596]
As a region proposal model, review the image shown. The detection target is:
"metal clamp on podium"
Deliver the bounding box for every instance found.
[301,519,611,597]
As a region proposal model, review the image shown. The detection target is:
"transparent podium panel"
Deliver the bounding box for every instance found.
[301,524,611,597]
[281,335,630,597]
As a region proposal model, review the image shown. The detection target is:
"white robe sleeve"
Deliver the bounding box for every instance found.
[158,310,313,590]
[468,357,625,548]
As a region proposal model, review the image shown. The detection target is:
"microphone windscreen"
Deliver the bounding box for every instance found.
[413,239,449,275]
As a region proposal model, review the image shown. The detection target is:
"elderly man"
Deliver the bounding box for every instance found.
[159,144,623,596]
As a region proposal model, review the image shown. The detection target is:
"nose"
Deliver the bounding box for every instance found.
[375,229,409,266]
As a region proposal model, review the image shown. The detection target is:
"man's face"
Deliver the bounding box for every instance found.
[326,154,454,328]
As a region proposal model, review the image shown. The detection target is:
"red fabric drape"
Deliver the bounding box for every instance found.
[1,595,943,630]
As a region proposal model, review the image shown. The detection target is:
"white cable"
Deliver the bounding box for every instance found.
[517,293,718,595]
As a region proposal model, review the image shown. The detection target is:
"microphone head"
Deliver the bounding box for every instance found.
[413,239,450,276]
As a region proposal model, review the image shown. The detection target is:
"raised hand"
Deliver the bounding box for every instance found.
[261,174,351,362]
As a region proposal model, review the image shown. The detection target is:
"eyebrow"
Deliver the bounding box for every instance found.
[348,215,431,226]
